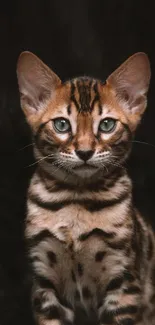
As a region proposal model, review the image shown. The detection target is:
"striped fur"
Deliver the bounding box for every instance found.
[17,52,155,325]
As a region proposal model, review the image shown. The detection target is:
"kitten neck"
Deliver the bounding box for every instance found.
[37,163,130,193]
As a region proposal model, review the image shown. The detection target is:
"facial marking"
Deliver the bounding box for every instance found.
[32,77,134,179]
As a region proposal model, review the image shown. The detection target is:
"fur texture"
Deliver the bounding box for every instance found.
[17,51,155,325]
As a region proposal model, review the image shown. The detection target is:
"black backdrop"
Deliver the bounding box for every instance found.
[0,1,155,324]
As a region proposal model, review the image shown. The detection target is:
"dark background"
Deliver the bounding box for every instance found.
[0,1,155,324]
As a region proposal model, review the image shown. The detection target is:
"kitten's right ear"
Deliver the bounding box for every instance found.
[17,51,61,117]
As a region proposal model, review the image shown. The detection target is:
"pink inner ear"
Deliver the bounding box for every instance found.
[17,51,61,113]
[107,52,151,103]
[38,89,52,104]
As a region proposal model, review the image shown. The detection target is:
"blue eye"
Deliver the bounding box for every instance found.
[99,118,116,133]
[53,118,71,133]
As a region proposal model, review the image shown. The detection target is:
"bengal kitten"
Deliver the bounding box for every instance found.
[17,52,155,325]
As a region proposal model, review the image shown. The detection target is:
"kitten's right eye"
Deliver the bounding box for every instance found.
[53,118,71,133]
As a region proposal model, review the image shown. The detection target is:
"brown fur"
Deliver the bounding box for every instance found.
[17,52,155,325]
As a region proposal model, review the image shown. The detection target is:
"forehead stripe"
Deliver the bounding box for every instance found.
[70,78,104,114]
[70,81,80,110]
[91,82,100,113]
[93,81,103,115]
[67,104,71,115]
[77,79,92,112]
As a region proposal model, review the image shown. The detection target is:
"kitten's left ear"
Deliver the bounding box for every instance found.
[106,52,151,127]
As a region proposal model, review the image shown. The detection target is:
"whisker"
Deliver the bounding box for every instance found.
[131,140,155,149]
[51,159,75,178]
[109,162,124,169]
[18,142,35,152]
[106,156,125,170]
[25,153,56,168]
[100,162,108,173]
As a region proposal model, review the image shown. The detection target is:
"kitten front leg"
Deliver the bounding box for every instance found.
[98,271,142,325]
[32,280,74,325]
[27,229,75,325]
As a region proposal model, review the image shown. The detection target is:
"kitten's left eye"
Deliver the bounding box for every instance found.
[99,118,116,133]
[53,118,71,133]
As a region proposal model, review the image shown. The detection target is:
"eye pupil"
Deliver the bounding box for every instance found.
[60,121,65,128]
[99,118,116,133]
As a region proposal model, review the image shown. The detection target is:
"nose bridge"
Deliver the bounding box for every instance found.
[75,115,95,150]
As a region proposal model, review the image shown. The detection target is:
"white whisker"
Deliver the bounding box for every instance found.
[131,140,155,149]
[18,142,35,151]
[25,153,56,168]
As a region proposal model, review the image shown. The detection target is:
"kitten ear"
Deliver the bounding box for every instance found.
[17,51,61,116]
[106,52,151,119]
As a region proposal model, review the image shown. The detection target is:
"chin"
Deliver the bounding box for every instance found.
[72,165,99,178]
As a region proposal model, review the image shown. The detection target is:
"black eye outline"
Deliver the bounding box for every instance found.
[99,118,117,133]
[52,118,71,133]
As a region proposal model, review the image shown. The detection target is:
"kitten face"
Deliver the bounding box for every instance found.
[17,52,151,180]
[33,78,132,178]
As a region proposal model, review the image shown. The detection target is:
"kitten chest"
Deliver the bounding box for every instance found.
[27,201,131,308]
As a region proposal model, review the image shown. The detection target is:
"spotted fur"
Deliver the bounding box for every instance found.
[17,51,155,325]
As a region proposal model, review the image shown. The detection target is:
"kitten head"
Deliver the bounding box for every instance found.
[17,51,150,181]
